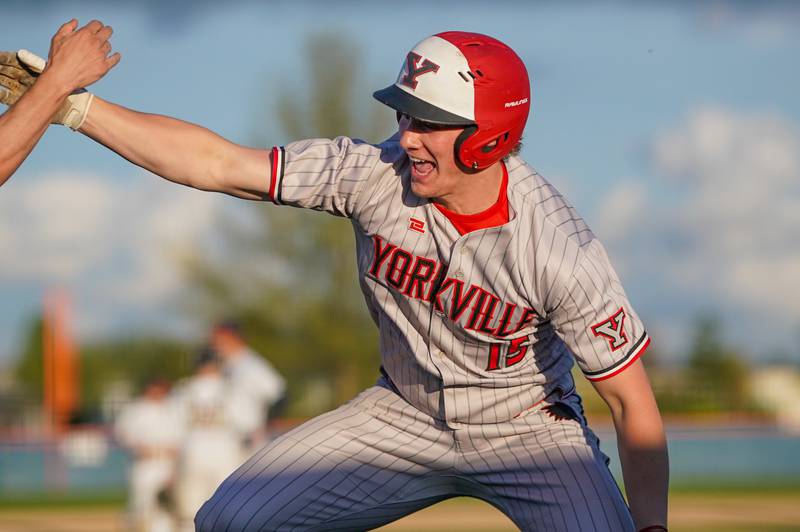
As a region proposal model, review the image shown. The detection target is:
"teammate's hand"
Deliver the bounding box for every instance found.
[14,49,95,130]
[0,19,119,130]
[0,50,37,106]
[1,49,95,130]
[42,19,121,94]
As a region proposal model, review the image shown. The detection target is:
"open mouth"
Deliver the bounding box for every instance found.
[409,156,436,178]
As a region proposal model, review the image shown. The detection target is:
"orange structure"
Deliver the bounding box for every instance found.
[42,288,79,434]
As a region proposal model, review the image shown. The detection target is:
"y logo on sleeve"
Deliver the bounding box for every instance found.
[591,307,628,351]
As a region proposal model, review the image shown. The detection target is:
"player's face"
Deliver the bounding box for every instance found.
[398,113,466,202]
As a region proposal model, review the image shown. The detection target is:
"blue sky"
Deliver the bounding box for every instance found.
[1,1,799,364]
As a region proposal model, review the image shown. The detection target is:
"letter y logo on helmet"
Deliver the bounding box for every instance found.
[374,31,531,171]
[400,52,440,90]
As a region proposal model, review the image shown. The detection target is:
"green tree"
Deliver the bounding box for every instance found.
[13,314,45,399]
[273,32,389,141]
[13,310,192,416]
[80,336,192,412]
[182,32,393,416]
[685,316,749,411]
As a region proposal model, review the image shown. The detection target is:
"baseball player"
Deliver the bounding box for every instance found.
[210,320,287,452]
[171,348,244,532]
[114,378,182,532]
[3,31,668,531]
[0,19,119,186]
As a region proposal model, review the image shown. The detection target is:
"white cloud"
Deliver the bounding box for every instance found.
[0,175,116,280]
[596,107,800,357]
[0,171,224,343]
[595,180,650,247]
[698,3,800,46]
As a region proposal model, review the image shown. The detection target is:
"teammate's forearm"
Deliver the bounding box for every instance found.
[614,410,669,530]
[0,70,72,185]
[80,97,270,199]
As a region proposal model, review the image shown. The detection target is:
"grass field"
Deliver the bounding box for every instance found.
[1,487,799,531]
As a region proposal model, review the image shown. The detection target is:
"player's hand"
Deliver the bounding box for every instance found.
[42,19,121,93]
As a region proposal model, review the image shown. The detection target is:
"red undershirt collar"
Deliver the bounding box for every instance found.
[434,162,510,235]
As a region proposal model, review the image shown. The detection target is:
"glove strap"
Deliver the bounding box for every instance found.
[64,91,94,131]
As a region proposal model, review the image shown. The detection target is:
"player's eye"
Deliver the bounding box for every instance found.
[408,116,445,132]
[398,113,456,133]
[416,120,444,131]
[398,113,420,130]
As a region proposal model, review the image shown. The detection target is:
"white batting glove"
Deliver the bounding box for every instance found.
[17,49,95,131]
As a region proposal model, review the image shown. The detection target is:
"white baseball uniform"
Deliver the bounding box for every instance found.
[195,137,649,531]
[115,394,182,532]
[172,372,244,531]
[223,347,287,442]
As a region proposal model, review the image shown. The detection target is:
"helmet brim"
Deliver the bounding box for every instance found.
[373,85,474,126]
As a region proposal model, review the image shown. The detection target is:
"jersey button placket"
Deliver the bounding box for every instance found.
[453,241,469,279]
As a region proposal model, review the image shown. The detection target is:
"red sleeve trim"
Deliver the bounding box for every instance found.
[268,146,283,204]
[585,335,651,382]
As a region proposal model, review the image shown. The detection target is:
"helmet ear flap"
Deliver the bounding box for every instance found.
[454,125,479,173]
[477,130,513,163]
[456,127,515,172]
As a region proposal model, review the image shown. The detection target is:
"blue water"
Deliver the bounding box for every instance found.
[0,443,128,493]
[597,425,800,485]
[0,425,798,495]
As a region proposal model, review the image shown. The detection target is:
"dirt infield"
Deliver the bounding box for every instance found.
[1,493,799,531]
[382,494,800,531]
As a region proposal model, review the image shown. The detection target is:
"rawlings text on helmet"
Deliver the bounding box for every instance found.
[504,98,529,108]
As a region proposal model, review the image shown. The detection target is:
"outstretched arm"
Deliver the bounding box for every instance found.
[591,359,669,531]
[0,19,119,186]
[5,38,272,199]
[79,97,271,200]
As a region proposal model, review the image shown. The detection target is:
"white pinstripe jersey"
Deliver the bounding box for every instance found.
[267,136,650,426]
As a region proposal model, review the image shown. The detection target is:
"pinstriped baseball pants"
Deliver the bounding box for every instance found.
[195,383,634,532]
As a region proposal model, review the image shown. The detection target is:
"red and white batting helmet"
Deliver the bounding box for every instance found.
[374,31,531,171]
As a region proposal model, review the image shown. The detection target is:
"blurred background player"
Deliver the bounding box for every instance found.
[0,19,119,186]
[210,321,286,452]
[171,347,242,532]
[114,377,181,532]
